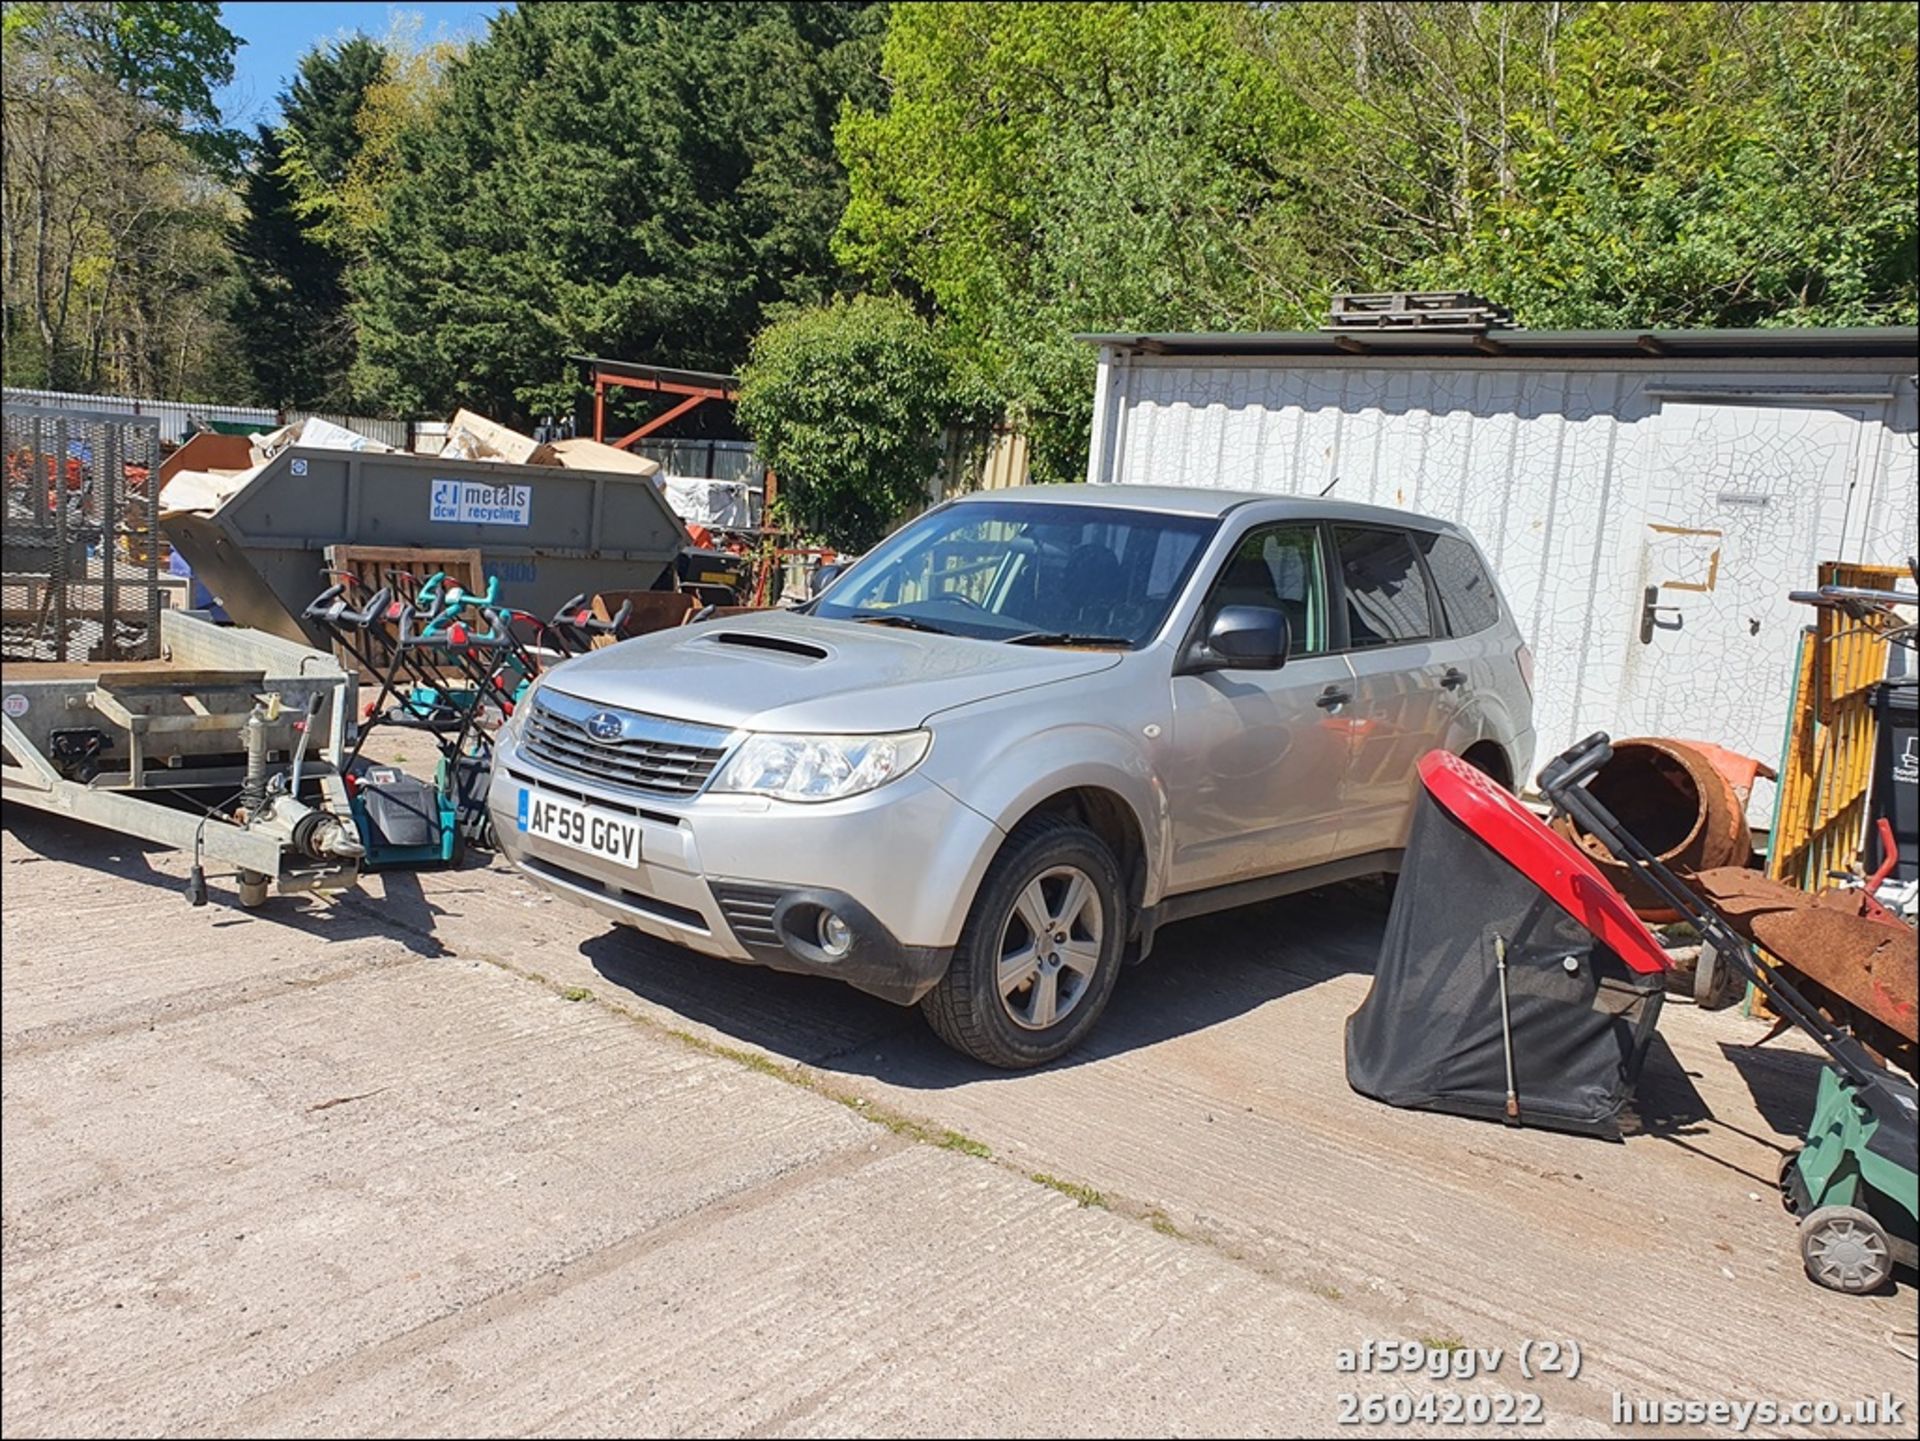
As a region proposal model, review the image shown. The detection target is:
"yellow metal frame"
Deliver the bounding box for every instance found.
[1767,561,1905,892]
[1750,562,1904,1020]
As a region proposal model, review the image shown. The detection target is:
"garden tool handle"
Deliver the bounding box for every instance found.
[464,606,511,646]
[336,586,392,629]
[587,599,631,634]
[392,603,428,646]
[303,582,347,619]
[1537,732,1613,802]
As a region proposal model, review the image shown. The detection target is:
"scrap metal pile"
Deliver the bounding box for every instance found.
[1547,567,1918,1080]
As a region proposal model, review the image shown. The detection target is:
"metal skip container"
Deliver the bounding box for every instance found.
[162,446,691,646]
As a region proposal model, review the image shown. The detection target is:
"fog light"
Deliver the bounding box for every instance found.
[818,910,853,958]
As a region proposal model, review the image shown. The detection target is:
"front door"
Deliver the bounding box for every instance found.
[1166,522,1352,892]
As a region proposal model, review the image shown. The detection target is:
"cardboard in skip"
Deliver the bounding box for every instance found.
[550,437,663,477]
[440,409,560,468]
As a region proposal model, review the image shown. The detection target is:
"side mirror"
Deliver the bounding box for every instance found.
[811,562,850,599]
[1184,604,1291,674]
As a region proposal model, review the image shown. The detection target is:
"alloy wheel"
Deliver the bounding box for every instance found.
[997,865,1103,1031]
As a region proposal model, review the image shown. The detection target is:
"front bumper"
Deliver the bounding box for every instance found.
[487,729,994,1005]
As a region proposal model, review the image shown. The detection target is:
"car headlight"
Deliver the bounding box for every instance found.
[709,730,931,803]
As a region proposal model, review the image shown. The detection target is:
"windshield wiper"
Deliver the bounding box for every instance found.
[849,611,953,635]
[1004,631,1133,649]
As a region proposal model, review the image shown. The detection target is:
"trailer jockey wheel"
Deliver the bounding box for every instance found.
[237,869,270,909]
[1799,1205,1893,1293]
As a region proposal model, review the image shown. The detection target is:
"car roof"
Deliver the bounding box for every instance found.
[951,483,1465,534]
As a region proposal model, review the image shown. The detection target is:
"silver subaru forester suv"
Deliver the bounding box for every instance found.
[488,485,1535,1067]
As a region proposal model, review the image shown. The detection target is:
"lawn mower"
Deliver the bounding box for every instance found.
[547,592,633,655]
[303,583,494,868]
[299,573,647,865]
[1541,732,1919,1295]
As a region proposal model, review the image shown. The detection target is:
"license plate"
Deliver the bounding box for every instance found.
[516,789,641,867]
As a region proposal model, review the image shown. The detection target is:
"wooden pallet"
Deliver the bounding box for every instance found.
[323,545,485,609]
[589,589,695,648]
[323,544,487,676]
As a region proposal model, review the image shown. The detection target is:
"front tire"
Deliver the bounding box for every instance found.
[921,814,1126,1069]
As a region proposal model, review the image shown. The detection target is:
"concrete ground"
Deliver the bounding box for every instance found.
[3,808,1915,1438]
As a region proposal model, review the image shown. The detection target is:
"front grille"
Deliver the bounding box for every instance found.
[712,883,786,951]
[522,690,731,797]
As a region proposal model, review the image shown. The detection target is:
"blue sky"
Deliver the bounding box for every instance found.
[215,2,510,130]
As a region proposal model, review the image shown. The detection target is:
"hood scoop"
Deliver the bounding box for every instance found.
[701,629,830,661]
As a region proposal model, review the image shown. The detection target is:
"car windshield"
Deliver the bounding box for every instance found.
[813,499,1217,648]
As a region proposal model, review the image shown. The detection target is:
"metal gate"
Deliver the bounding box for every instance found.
[2,401,164,662]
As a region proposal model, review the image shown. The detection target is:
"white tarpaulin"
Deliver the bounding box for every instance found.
[662,475,759,530]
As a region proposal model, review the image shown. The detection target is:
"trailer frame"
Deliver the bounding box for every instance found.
[2,610,361,903]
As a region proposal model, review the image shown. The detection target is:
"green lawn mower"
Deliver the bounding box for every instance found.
[1542,734,1918,1295]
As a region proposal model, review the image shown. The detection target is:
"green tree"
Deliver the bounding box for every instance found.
[1432,2,1918,327]
[230,36,387,407]
[836,2,1327,482]
[2,0,243,393]
[279,18,461,259]
[739,295,978,550]
[351,1,883,421]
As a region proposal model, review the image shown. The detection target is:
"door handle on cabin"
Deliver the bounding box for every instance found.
[1639,585,1683,643]
[1440,667,1467,690]
[1316,685,1352,710]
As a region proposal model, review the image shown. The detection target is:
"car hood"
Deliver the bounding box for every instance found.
[539,610,1124,733]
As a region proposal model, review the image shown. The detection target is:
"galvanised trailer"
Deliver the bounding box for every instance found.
[3,609,362,906]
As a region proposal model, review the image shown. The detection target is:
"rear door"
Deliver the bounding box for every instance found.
[1330,524,1450,856]
[1414,527,1523,753]
[1165,521,1353,891]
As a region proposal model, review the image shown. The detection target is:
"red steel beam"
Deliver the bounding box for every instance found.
[613,391,710,450]
[596,372,736,402]
[587,364,737,448]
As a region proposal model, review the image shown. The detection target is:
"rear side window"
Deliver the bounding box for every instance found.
[1333,526,1433,648]
[1416,532,1503,636]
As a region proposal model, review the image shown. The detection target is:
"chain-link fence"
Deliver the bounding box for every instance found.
[3,402,164,663]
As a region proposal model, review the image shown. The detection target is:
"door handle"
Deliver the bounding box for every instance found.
[1316,685,1351,710]
[1639,585,1683,643]
[1440,667,1467,690]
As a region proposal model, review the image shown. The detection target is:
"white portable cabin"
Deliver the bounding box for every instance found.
[1081,326,1919,807]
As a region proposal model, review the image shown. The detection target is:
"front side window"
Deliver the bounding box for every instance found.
[1416,531,1503,636]
[1334,526,1433,648]
[1201,524,1328,655]
[813,500,1216,647]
